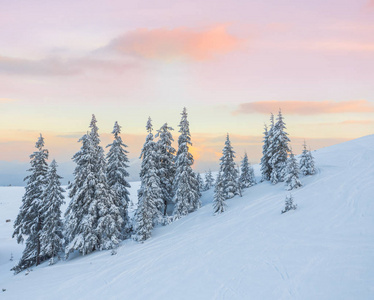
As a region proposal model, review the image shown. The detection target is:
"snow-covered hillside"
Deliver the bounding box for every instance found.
[1,135,374,299]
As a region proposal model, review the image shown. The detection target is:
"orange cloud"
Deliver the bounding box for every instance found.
[234,100,374,115]
[107,25,241,61]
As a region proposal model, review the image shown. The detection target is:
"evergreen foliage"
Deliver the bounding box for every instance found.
[12,134,49,272]
[204,170,215,191]
[285,149,302,190]
[106,121,131,237]
[269,110,290,184]
[196,172,204,197]
[155,123,176,215]
[219,134,239,199]
[213,172,226,214]
[282,194,297,214]
[239,152,256,189]
[65,115,123,256]
[173,108,201,217]
[40,160,65,265]
[300,141,316,176]
[134,117,162,241]
[260,116,273,181]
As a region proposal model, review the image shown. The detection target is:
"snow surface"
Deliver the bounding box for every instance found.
[1,135,374,299]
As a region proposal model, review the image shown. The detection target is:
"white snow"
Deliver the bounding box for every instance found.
[1,135,374,299]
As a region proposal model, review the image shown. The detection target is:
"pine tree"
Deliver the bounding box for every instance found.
[196,172,204,197]
[269,110,290,184]
[134,117,162,241]
[173,108,201,217]
[204,170,215,190]
[239,152,256,189]
[213,172,226,214]
[65,115,123,256]
[300,141,316,176]
[285,149,302,190]
[155,123,176,215]
[40,160,65,265]
[12,134,49,272]
[282,194,297,214]
[106,121,131,238]
[219,134,239,199]
[260,121,272,181]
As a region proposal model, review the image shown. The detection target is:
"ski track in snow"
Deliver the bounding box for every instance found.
[1,135,374,299]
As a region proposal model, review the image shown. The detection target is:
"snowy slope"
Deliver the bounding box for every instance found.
[1,135,374,299]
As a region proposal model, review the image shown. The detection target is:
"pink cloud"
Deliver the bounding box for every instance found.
[234,100,374,115]
[311,41,374,52]
[0,55,137,77]
[107,25,241,61]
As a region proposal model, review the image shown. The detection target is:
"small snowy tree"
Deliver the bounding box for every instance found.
[269,110,290,184]
[106,121,131,238]
[134,117,162,241]
[204,170,215,191]
[219,134,239,199]
[285,149,302,190]
[299,141,316,176]
[155,123,176,215]
[40,160,65,265]
[196,172,204,196]
[12,134,49,272]
[173,108,201,217]
[239,152,256,189]
[213,172,226,214]
[281,194,297,214]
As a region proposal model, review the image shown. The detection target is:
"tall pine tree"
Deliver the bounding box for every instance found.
[134,117,162,241]
[260,119,272,181]
[155,123,176,215]
[65,115,123,256]
[12,134,49,272]
[106,121,131,237]
[269,110,290,184]
[219,134,239,199]
[173,108,201,217]
[40,159,65,265]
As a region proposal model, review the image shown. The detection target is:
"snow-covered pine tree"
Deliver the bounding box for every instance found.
[260,121,272,181]
[65,115,123,256]
[173,108,201,217]
[204,170,215,191]
[299,141,316,176]
[40,159,65,265]
[106,121,131,238]
[213,172,226,214]
[134,117,162,241]
[281,194,297,214]
[155,123,176,216]
[196,172,204,197]
[239,152,256,189]
[12,134,49,272]
[285,149,302,190]
[269,110,290,184]
[219,134,239,199]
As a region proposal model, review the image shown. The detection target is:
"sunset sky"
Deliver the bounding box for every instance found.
[1,0,374,183]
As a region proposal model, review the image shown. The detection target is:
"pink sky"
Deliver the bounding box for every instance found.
[0,0,373,173]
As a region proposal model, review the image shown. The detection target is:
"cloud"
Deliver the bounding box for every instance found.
[0,98,16,103]
[0,55,137,77]
[106,25,241,61]
[311,41,374,52]
[234,100,374,115]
